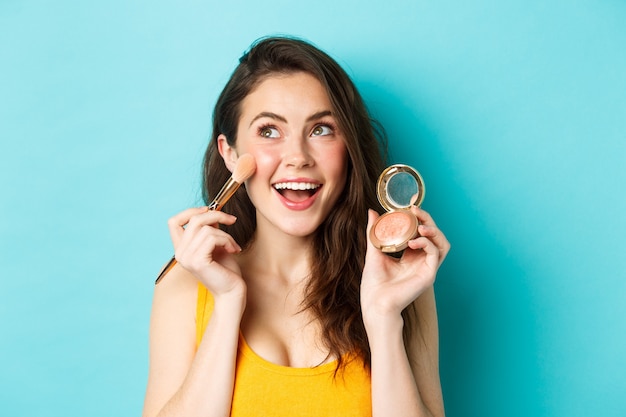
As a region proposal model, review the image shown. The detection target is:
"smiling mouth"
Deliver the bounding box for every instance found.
[273,182,322,202]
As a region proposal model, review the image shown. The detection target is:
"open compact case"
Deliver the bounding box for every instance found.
[369,164,425,254]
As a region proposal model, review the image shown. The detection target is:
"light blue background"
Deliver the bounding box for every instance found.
[1,1,625,416]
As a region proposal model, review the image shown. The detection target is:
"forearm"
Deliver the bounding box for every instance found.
[157,294,245,417]
[366,315,434,417]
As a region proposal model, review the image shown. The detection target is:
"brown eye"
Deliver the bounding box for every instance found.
[259,126,279,138]
[311,125,332,137]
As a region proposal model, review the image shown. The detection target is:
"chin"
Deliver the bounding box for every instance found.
[279,218,323,238]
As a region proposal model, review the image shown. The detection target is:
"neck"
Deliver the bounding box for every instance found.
[240,222,315,288]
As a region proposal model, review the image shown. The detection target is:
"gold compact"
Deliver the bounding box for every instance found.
[369,164,425,254]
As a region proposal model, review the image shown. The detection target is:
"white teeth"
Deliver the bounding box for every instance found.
[273,182,321,191]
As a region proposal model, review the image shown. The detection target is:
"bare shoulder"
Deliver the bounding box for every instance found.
[143,263,198,416]
[149,261,198,354]
[152,261,199,315]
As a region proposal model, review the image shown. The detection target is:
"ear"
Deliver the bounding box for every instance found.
[217,134,238,173]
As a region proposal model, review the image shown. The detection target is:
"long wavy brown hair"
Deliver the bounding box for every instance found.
[202,36,415,371]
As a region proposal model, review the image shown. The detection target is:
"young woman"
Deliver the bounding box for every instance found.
[142,36,450,417]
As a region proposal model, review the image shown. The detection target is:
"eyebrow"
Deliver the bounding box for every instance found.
[248,110,333,127]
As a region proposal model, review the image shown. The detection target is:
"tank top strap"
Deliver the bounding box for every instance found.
[195,282,214,348]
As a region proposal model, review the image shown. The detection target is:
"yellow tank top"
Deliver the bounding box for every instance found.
[196,283,372,416]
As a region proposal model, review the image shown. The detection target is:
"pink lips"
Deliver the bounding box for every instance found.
[272,178,322,211]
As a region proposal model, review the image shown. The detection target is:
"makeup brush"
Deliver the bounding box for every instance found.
[155,154,257,284]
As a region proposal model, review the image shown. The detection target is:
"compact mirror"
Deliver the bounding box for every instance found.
[370,164,425,254]
[387,172,417,206]
[376,164,425,212]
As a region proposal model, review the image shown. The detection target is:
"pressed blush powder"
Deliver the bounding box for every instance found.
[374,212,412,243]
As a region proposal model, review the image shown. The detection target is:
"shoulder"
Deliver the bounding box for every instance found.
[152,262,198,317]
[148,262,199,368]
[144,263,199,415]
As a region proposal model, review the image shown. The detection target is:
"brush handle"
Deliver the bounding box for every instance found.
[154,256,177,284]
[207,178,240,211]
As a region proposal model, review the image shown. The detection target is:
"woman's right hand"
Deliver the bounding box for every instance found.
[167,207,246,299]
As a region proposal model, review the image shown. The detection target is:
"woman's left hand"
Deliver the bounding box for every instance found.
[360,207,450,320]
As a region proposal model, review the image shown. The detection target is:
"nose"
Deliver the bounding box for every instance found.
[283,137,314,169]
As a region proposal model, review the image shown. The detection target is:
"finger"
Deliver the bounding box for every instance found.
[185,225,242,255]
[410,206,436,227]
[176,227,242,269]
[176,216,241,255]
[168,206,208,247]
[406,236,440,270]
[184,210,238,233]
[183,234,242,265]
[411,207,450,262]
[417,224,451,261]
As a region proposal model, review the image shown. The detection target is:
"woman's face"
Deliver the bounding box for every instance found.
[222,71,348,239]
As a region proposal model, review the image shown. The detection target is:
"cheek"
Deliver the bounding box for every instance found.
[326,144,349,183]
[241,148,278,194]
[250,149,278,168]
[246,148,279,183]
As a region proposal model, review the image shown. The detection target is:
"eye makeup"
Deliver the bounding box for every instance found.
[369,164,425,254]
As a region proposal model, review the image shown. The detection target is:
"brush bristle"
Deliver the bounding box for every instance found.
[232,154,257,183]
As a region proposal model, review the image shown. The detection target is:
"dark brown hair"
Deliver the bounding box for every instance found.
[202,36,414,370]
